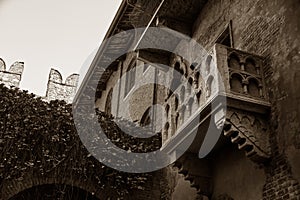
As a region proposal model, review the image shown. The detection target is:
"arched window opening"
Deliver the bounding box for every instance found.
[174,61,183,78]
[196,90,201,104]
[105,88,113,115]
[206,76,214,98]
[205,55,212,75]
[230,74,243,93]
[174,97,179,111]
[187,77,193,94]
[194,72,200,88]
[188,98,194,116]
[228,54,240,70]
[165,104,170,117]
[248,78,260,97]
[175,112,179,129]
[245,58,257,74]
[163,122,170,141]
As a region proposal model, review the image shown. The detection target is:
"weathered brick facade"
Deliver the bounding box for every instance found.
[85,0,300,199]
[0,0,299,199]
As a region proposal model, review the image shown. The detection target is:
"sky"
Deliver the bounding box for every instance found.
[0,0,122,96]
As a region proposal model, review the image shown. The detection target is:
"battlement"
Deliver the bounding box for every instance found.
[0,58,79,103]
[0,58,24,87]
[46,68,79,103]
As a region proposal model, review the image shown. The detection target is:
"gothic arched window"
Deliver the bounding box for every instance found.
[105,88,113,115]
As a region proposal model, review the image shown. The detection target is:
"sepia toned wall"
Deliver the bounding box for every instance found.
[0,58,79,103]
[191,0,300,199]
[95,52,168,129]
[45,68,79,103]
[0,58,24,88]
[92,0,300,199]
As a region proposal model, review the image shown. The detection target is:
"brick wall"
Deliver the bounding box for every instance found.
[192,0,300,199]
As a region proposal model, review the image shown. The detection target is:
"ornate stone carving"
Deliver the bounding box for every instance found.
[173,153,213,197]
[226,48,267,100]
[223,110,271,163]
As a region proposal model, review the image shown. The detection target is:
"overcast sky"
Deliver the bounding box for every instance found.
[0,0,122,96]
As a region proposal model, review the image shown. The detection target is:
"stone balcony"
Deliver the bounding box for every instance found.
[162,44,271,163]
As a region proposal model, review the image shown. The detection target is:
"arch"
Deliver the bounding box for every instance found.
[205,55,212,75]
[245,57,257,74]
[228,53,240,70]
[196,90,202,104]
[230,73,243,93]
[140,107,151,127]
[188,97,194,116]
[187,77,193,94]
[105,88,113,115]
[174,97,179,111]
[173,61,184,78]
[175,112,180,129]
[247,77,260,97]
[163,122,170,141]
[194,71,200,88]
[165,104,170,117]
[206,76,214,98]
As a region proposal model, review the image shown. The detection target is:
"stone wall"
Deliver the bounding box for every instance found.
[0,58,79,103]
[192,0,300,199]
[0,58,24,88]
[45,68,79,103]
[95,52,167,130]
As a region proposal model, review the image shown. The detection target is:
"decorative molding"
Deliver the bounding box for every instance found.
[223,110,271,163]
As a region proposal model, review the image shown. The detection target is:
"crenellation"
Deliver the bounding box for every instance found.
[0,58,24,88]
[48,68,63,83]
[0,59,79,103]
[65,74,79,86]
[46,68,79,103]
